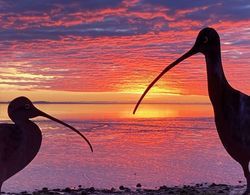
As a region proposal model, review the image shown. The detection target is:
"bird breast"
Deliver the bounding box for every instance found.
[0,121,42,182]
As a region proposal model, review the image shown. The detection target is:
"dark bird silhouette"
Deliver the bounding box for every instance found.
[133,27,250,193]
[0,96,93,191]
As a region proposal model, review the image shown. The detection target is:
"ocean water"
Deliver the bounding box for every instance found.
[0,104,244,192]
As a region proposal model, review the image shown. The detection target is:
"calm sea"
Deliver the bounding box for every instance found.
[0,104,244,192]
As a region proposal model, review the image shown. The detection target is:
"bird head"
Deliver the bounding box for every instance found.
[192,27,220,55]
[8,96,40,120]
[8,96,93,152]
[133,27,220,114]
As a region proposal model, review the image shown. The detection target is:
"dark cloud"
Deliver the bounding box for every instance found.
[142,0,250,21]
[0,14,168,40]
[141,0,214,9]
[0,0,249,41]
[0,0,123,13]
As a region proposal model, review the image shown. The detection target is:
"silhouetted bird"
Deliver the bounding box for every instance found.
[0,96,93,191]
[134,27,250,194]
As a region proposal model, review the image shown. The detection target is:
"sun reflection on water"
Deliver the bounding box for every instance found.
[0,103,213,121]
[129,104,178,118]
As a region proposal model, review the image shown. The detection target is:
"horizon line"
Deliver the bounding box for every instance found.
[0,101,210,105]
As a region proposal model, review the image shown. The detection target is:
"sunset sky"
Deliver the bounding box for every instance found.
[0,1,249,103]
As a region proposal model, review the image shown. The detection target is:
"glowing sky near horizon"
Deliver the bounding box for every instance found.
[0,0,250,101]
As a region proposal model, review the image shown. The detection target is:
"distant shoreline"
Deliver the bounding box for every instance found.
[0,102,211,105]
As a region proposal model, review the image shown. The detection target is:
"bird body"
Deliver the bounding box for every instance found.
[203,35,250,165]
[0,96,93,191]
[134,27,250,193]
[0,122,41,183]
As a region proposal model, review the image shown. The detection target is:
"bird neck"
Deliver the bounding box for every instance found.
[205,49,231,108]
[13,119,39,134]
[13,118,31,125]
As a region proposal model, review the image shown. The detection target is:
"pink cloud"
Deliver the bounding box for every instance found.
[0,1,249,98]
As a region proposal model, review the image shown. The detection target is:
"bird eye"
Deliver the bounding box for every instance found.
[25,103,30,110]
[203,36,208,44]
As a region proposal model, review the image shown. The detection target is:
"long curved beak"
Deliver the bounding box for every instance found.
[39,110,93,152]
[133,48,198,114]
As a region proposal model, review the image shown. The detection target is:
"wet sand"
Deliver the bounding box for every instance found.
[4,183,247,195]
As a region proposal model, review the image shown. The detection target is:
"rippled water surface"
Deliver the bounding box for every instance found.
[0,104,244,192]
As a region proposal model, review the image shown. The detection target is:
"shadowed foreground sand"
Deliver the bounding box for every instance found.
[4,183,247,195]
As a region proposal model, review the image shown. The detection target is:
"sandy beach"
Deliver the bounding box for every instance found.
[4,183,247,195]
